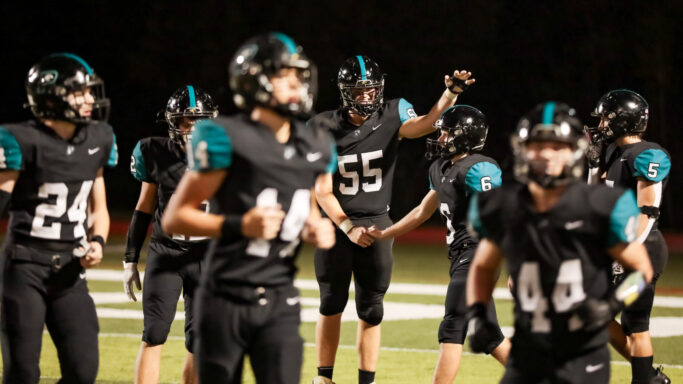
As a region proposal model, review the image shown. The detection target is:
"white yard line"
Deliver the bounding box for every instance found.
[95,332,683,370]
[88,269,683,307]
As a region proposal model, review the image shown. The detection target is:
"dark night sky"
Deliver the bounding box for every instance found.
[1,1,681,227]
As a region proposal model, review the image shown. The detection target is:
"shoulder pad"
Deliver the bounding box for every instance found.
[0,126,22,171]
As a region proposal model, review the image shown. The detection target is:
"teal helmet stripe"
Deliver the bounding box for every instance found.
[542,101,556,124]
[272,32,297,54]
[187,85,196,109]
[356,55,367,80]
[50,52,94,75]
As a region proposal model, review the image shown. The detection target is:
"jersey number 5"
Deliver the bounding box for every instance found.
[337,150,383,195]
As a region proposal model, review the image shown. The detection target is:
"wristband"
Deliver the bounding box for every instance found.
[339,219,354,234]
[91,235,105,248]
[443,89,458,101]
[221,215,243,239]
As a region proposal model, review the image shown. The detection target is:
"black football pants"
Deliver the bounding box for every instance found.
[1,254,99,384]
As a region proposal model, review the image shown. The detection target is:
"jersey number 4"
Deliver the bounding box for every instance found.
[517,259,586,333]
[246,188,310,258]
[31,181,93,240]
[337,150,383,195]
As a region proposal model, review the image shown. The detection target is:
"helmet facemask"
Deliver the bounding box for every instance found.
[339,77,385,117]
[511,124,587,188]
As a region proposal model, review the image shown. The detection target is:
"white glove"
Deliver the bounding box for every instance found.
[123,261,142,302]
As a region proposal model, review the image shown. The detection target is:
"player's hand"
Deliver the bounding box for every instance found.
[242,205,286,239]
[507,276,514,292]
[584,126,603,168]
[123,262,142,302]
[571,297,620,332]
[466,303,500,353]
[303,217,336,249]
[347,226,374,248]
[80,241,103,269]
[445,70,475,94]
[366,225,386,240]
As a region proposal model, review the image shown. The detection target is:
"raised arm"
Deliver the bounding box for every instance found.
[398,70,475,139]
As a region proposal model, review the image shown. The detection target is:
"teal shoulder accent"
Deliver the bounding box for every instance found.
[108,132,118,167]
[190,119,232,172]
[465,162,502,193]
[0,126,22,171]
[467,193,488,238]
[429,174,435,191]
[608,190,640,247]
[130,141,149,182]
[325,142,338,174]
[398,98,417,124]
[633,148,671,182]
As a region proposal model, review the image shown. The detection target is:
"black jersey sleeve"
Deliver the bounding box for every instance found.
[467,187,505,244]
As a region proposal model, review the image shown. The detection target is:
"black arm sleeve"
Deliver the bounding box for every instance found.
[0,190,11,218]
[124,210,152,263]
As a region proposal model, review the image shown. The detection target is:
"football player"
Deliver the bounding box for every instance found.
[124,85,218,384]
[466,102,653,383]
[309,55,475,384]
[586,89,671,384]
[0,53,117,383]
[367,105,510,383]
[161,33,336,384]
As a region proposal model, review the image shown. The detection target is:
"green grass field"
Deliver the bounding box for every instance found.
[3,241,683,383]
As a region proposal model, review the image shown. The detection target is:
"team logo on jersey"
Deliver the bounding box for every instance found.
[353,129,361,137]
[283,145,296,160]
[66,145,75,155]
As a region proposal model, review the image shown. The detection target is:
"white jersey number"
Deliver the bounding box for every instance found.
[338,150,383,195]
[31,181,93,240]
[172,200,211,242]
[439,203,456,245]
[245,188,311,258]
[517,259,586,333]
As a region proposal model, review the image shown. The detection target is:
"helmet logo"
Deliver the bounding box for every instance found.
[39,70,58,85]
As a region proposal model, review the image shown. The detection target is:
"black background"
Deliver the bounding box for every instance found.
[1,1,680,228]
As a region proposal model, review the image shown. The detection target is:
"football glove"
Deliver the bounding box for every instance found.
[123,261,142,302]
[466,302,500,353]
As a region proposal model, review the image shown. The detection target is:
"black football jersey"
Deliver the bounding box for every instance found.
[428,154,501,251]
[469,182,640,357]
[0,120,118,243]
[131,136,211,249]
[189,114,336,289]
[308,98,417,217]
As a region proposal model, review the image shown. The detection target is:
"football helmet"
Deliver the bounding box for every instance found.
[229,32,316,118]
[426,105,488,160]
[587,89,649,141]
[162,85,218,144]
[25,53,110,123]
[511,102,587,188]
[337,55,385,117]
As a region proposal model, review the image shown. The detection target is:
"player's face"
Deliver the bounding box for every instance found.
[270,67,303,106]
[350,87,377,104]
[66,88,95,118]
[525,140,573,177]
[437,129,453,144]
[177,117,195,135]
